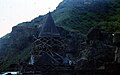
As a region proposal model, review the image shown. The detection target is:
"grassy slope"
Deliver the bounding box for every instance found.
[53,0,120,33]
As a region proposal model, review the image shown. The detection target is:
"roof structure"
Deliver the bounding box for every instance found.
[39,12,60,37]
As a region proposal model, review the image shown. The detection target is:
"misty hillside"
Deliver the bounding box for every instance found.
[0,0,120,71]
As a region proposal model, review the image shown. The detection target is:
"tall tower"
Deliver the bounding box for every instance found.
[30,12,65,65]
[39,12,60,37]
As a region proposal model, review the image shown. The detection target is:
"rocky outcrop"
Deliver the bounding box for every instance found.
[80,27,114,69]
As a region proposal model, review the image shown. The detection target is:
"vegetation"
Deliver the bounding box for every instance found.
[54,0,120,33]
[0,0,120,71]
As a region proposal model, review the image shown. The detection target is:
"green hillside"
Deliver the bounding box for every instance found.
[0,0,120,71]
[53,0,120,33]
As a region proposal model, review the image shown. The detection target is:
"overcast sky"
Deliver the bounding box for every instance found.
[0,0,63,37]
